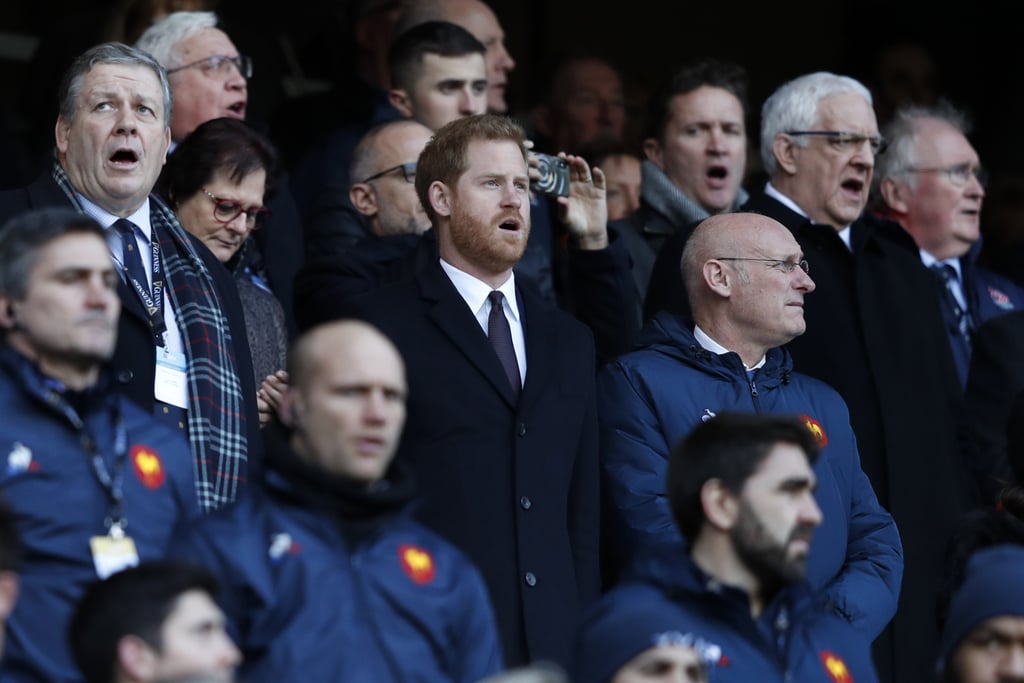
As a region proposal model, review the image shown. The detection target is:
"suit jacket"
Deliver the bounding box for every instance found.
[741,192,971,683]
[0,172,263,473]
[338,262,601,669]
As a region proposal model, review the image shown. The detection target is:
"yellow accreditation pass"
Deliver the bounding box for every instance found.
[89,534,140,579]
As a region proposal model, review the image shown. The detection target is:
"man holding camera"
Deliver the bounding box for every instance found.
[332,114,602,670]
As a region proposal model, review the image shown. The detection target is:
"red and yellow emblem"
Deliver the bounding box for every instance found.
[820,650,853,683]
[800,415,829,449]
[399,544,436,585]
[131,446,165,489]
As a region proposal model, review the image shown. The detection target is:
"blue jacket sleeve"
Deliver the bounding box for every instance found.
[597,361,685,579]
[451,559,505,682]
[821,426,904,639]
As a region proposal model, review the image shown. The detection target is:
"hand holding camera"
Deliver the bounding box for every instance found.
[548,152,608,250]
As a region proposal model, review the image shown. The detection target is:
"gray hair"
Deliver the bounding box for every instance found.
[874,101,972,195]
[0,208,105,301]
[759,71,873,177]
[135,11,219,68]
[58,41,172,128]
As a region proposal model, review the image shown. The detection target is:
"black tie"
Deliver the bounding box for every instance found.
[487,291,521,399]
[930,263,975,344]
[112,218,150,296]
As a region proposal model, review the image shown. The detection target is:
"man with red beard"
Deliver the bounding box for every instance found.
[337,114,602,670]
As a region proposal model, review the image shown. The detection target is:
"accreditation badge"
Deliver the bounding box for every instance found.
[89,535,140,579]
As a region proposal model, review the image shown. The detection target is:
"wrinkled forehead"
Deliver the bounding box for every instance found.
[81,63,163,99]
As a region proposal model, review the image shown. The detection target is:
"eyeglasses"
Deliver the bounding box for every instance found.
[901,162,988,188]
[716,257,811,275]
[166,54,253,80]
[360,162,416,185]
[786,130,888,155]
[202,188,270,228]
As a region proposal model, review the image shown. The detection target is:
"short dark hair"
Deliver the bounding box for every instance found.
[644,58,749,142]
[157,117,278,209]
[0,208,105,301]
[414,113,526,225]
[667,412,821,543]
[388,20,486,93]
[68,561,221,683]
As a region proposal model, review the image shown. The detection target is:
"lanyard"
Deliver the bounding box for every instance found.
[49,388,129,537]
[120,227,168,347]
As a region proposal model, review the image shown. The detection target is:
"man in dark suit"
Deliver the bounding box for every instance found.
[0,42,260,513]
[336,114,601,669]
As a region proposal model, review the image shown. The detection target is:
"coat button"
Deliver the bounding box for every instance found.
[524,572,537,587]
[117,369,133,383]
[518,423,527,437]
[519,496,532,510]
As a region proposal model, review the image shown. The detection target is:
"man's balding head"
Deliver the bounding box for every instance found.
[284,320,408,484]
[681,213,814,366]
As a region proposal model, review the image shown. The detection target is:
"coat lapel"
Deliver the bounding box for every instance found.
[418,265,520,406]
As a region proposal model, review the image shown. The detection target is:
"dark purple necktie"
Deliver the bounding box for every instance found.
[487,290,521,399]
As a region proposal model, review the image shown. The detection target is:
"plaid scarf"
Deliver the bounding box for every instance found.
[52,163,249,512]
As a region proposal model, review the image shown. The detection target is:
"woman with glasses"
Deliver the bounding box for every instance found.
[157,117,288,426]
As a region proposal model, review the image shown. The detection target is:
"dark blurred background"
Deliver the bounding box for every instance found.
[2,0,1022,224]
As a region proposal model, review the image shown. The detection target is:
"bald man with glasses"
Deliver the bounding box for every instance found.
[597,211,901,646]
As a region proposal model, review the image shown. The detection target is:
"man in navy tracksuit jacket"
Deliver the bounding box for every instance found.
[0,209,198,683]
[597,213,902,640]
[575,413,879,682]
[168,320,503,682]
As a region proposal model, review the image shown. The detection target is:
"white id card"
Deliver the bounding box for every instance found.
[154,347,188,409]
[89,535,140,579]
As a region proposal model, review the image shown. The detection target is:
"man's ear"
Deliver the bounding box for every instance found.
[388,89,414,119]
[349,183,379,218]
[55,116,70,158]
[701,479,739,532]
[642,137,663,166]
[428,181,452,218]
[772,134,799,175]
[118,635,157,681]
[703,259,733,298]
[160,127,171,166]
[879,176,909,215]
